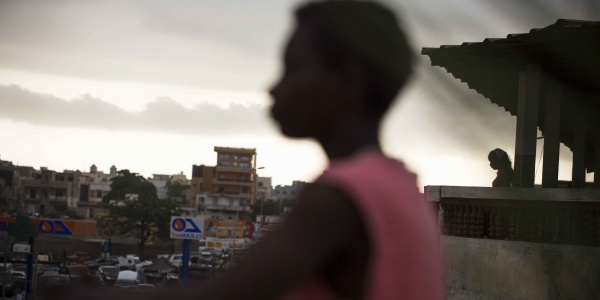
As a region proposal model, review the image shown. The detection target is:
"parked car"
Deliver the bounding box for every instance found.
[85,256,119,271]
[67,252,91,264]
[169,253,183,266]
[10,271,26,290]
[187,263,214,286]
[114,270,138,290]
[98,265,120,286]
[41,265,61,276]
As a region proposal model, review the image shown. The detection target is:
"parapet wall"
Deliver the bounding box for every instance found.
[444,236,600,300]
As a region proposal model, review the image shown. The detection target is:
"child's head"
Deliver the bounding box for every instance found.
[270,0,413,139]
[488,148,512,170]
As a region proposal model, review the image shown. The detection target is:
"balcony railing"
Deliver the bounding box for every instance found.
[216,166,254,172]
[50,196,67,202]
[426,186,600,247]
[213,178,253,186]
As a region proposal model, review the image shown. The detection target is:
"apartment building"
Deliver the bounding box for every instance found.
[257,177,273,200]
[21,167,80,216]
[76,165,117,218]
[188,147,258,220]
[273,181,307,201]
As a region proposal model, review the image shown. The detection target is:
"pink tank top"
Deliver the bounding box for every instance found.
[282,150,444,300]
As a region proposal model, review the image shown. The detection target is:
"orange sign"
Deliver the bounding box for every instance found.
[0,216,96,235]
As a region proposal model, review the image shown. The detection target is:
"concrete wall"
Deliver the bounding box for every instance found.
[445,236,600,300]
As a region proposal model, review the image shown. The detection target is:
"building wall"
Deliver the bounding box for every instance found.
[445,236,600,300]
[214,146,257,204]
[189,165,216,205]
[257,177,273,200]
[273,181,306,201]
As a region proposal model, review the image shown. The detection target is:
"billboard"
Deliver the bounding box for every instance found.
[170,216,204,240]
[0,217,96,235]
[205,237,247,250]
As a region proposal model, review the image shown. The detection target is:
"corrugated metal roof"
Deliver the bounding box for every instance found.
[422,19,600,172]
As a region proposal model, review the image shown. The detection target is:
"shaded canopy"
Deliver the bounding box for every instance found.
[143,257,178,274]
[422,19,600,172]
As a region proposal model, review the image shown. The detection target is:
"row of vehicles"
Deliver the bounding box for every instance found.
[0,249,231,296]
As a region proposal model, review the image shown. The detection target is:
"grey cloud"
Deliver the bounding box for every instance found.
[0,84,273,136]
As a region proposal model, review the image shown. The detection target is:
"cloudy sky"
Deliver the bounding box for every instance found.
[0,0,598,189]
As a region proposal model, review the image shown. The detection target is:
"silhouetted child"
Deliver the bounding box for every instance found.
[488,148,514,187]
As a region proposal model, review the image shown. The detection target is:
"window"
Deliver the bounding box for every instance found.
[56,190,63,197]
[219,174,226,179]
[220,161,229,166]
[29,189,36,198]
[240,162,249,168]
[240,156,250,161]
[218,154,230,160]
[258,182,263,187]
[233,155,238,160]
[232,162,238,167]
[68,176,73,182]
[97,191,103,198]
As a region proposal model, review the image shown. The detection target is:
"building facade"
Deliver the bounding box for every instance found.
[257,177,273,200]
[188,147,258,220]
[273,181,306,201]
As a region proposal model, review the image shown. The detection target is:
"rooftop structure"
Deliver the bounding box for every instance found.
[422,19,600,188]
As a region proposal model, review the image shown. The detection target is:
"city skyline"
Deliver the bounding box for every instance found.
[1,0,598,189]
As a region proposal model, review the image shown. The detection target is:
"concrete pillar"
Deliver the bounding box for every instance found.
[514,64,541,188]
[542,83,561,188]
[571,108,586,188]
[594,132,600,188]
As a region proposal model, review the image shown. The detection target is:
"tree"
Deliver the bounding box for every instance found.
[166,181,190,204]
[103,170,183,250]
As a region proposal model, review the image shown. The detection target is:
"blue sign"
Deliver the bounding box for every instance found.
[170,217,204,240]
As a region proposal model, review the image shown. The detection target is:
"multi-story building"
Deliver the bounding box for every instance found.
[257,177,273,200]
[76,165,117,218]
[273,181,307,201]
[149,174,170,200]
[0,158,26,213]
[188,147,258,220]
[21,167,80,216]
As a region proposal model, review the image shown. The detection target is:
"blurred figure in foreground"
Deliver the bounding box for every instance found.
[488,148,514,187]
[70,1,444,299]
[195,1,442,298]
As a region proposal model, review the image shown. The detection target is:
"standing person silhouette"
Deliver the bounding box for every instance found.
[488,148,514,187]
[70,1,444,299]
